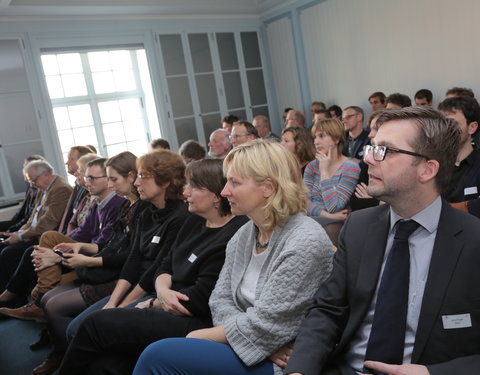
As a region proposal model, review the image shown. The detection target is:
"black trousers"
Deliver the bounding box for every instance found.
[58,307,212,375]
[6,245,37,297]
[0,240,36,294]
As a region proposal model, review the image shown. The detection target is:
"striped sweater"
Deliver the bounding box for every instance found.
[304,158,360,216]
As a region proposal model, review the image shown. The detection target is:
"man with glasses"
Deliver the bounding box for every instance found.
[285,107,480,375]
[230,120,258,148]
[0,157,126,322]
[0,160,72,297]
[342,106,370,161]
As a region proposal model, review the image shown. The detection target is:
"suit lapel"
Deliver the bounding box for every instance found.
[412,203,464,362]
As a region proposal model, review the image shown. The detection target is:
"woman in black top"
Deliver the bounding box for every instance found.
[58,158,247,375]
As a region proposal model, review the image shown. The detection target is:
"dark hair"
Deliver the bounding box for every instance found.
[234,120,259,138]
[222,115,239,125]
[107,151,139,198]
[314,109,331,118]
[311,101,326,110]
[328,105,342,118]
[25,154,45,163]
[415,89,433,102]
[284,107,293,113]
[137,150,185,200]
[185,159,231,217]
[386,93,412,108]
[71,146,94,158]
[87,157,107,174]
[438,96,480,133]
[179,140,206,161]
[150,138,170,150]
[369,92,386,104]
[282,126,315,165]
[344,106,364,119]
[368,109,388,128]
[446,87,475,98]
[375,107,461,193]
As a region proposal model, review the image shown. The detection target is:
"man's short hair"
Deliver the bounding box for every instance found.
[314,109,332,118]
[233,120,259,138]
[386,93,412,108]
[25,154,45,163]
[446,87,475,98]
[328,105,342,118]
[71,146,94,158]
[150,138,170,150]
[438,96,480,131]
[179,140,206,161]
[87,157,107,174]
[415,89,433,102]
[222,115,239,125]
[344,106,364,119]
[311,101,326,110]
[368,92,386,104]
[288,110,306,126]
[23,159,54,176]
[375,107,461,193]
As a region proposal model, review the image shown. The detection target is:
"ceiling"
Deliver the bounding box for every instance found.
[0,0,293,18]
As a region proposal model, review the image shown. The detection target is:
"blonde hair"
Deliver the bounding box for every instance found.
[223,139,307,232]
[311,119,346,156]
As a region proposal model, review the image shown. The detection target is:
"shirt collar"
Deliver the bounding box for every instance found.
[97,191,116,209]
[389,195,442,234]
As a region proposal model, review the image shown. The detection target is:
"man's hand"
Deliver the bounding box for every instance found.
[61,253,89,269]
[3,232,20,245]
[269,342,293,368]
[54,242,82,254]
[31,246,61,271]
[157,289,192,316]
[362,361,430,375]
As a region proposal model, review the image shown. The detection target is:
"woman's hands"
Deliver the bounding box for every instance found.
[54,242,83,254]
[269,342,294,368]
[320,209,349,221]
[354,182,373,199]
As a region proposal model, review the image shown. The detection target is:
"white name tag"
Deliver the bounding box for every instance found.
[73,208,77,214]
[464,186,478,195]
[442,313,472,329]
[188,253,197,263]
[151,236,160,244]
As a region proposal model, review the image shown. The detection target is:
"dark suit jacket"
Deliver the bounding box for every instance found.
[285,201,480,375]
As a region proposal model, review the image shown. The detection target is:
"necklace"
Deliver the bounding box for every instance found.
[255,228,270,249]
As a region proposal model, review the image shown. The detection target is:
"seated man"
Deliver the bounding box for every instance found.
[285,107,480,375]
[0,160,72,295]
[230,120,258,148]
[207,129,231,159]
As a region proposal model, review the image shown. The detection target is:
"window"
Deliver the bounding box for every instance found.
[41,47,160,178]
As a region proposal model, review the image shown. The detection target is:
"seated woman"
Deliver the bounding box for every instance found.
[280,126,315,175]
[58,158,248,375]
[132,140,334,375]
[304,119,360,225]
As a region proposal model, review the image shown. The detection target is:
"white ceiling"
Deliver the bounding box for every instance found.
[0,0,293,18]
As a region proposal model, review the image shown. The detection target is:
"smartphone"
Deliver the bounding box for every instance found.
[53,249,65,257]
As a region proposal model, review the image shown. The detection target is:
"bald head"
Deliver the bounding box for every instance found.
[252,115,272,138]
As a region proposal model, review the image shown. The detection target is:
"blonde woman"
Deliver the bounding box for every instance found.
[133,140,334,375]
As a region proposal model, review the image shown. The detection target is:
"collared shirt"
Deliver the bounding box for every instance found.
[30,176,57,227]
[345,196,442,372]
[97,191,116,210]
[443,148,480,203]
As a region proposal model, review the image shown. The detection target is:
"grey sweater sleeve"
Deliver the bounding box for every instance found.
[209,214,334,368]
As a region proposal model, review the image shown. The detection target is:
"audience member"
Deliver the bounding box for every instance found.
[313,109,332,122]
[368,91,387,111]
[438,96,480,217]
[132,140,334,375]
[252,115,280,141]
[0,160,72,295]
[282,107,293,123]
[446,86,475,98]
[221,115,239,134]
[230,121,258,148]
[285,107,480,375]
[386,93,412,109]
[311,101,327,120]
[342,106,370,160]
[284,109,305,128]
[149,138,170,151]
[328,105,342,120]
[178,140,206,164]
[58,159,248,375]
[208,129,231,159]
[414,89,433,106]
[305,119,360,225]
[281,127,315,176]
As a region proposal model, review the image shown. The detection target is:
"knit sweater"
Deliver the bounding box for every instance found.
[304,158,360,216]
[209,214,334,374]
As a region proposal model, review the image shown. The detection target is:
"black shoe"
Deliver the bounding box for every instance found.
[30,328,50,351]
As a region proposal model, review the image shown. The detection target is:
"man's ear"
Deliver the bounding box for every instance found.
[418,159,440,185]
[468,121,478,136]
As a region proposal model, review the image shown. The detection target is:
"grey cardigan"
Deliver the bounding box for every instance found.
[209,213,334,374]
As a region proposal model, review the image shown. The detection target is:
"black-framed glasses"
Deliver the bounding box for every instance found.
[363,145,429,162]
[85,175,107,182]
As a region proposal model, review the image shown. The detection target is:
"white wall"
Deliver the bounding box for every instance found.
[263,0,480,117]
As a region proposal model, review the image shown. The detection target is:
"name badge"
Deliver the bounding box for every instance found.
[73,208,77,214]
[125,226,130,233]
[188,253,197,263]
[442,313,472,329]
[464,186,478,195]
[151,236,160,244]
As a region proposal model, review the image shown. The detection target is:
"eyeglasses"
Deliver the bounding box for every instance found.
[85,175,107,182]
[137,173,153,180]
[27,173,43,185]
[341,113,358,121]
[363,145,429,162]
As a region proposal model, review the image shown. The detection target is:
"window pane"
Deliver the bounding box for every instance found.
[68,104,93,127]
[73,126,97,146]
[188,34,213,73]
[88,51,111,72]
[126,140,148,157]
[216,33,238,70]
[41,55,60,75]
[57,53,83,74]
[167,76,194,118]
[124,120,145,140]
[45,75,64,99]
[113,70,136,92]
[223,71,244,109]
[247,69,267,106]
[98,101,122,123]
[195,74,219,113]
[119,98,142,121]
[106,142,127,157]
[201,113,221,140]
[92,71,116,94]
[229,109,247,121]
[175,117,197,145]
[62,74,87,97]
[103,122,126,144]
[160,35,187,76]
[110,50,132,70]
[57,129,75,150]
[53,107,71,130]
[241,32,261,68]
[252,106,269,118]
